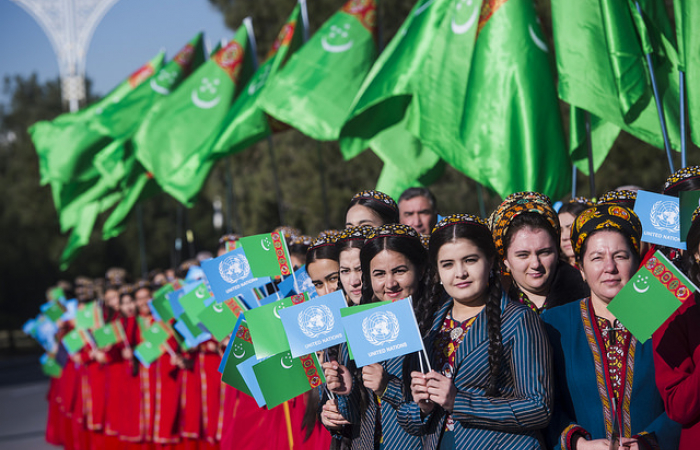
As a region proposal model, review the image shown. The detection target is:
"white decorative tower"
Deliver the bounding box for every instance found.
[11,0,120,111]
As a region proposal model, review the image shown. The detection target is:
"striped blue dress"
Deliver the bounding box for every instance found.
[397,294,553,449]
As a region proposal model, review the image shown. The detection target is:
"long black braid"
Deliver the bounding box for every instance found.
[426,220,503,396]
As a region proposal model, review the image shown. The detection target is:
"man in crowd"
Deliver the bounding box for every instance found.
[397,187,438,235]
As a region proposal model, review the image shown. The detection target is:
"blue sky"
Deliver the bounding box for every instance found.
[0,0,233,104]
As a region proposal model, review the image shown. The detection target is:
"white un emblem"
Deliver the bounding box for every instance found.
[298,305,334,338]
[650,200,680,233]
[218,254,250,284]
[362,311,400,346]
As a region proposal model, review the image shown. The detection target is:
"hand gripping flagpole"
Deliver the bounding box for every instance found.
[633,1,674,174]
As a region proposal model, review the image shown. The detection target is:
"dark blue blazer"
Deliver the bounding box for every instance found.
[397,294,553,449]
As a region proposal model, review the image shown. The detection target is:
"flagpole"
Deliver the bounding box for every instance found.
[571,166,578,198]
[476,183,486,218]
[585,111,596,198]
[136,204,148,279]
[175,204,184,267]
[316,142,331,229]
[299,0,309,43]
[634,1,674,174]
[267,136,286,225]
[224,158,242,233]
[680,71,687,168]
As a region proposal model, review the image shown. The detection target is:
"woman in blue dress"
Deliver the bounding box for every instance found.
[401,214,553,449]
[542,204,681,449]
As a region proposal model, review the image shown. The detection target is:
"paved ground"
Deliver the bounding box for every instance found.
[0,355,58,449]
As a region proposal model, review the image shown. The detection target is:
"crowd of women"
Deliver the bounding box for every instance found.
[42,167,700,450]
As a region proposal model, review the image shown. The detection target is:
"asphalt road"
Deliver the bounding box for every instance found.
[0,355,57,449]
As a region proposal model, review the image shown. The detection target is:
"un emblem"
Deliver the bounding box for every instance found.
[218,254,250,284]
[298,305,334,338]
[650,200,680,233]
[362,311,400,346]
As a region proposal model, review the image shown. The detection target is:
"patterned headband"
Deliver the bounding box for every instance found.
[274,226,302,241]
[290,235,313,246]
[568,197,595,208]
[432,213,489,234]
[218,234,241,245]
[317,229,341,239]
[337,225,375,243]
[366,223,420,241]
[489,191,559,258]
[692,205,700,224]
[351,190,398,212]
[309,234,338,251]
[597,190,637,206]
[664,165,700,193]
[570,204,642,258]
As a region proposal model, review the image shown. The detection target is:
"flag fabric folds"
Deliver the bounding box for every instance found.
[259,0,378,141]
[134,20,257,206]
[209,2,306,158]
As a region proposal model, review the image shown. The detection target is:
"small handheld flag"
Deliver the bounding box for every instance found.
[245,293,308,358]
[340,298,424,367]
[238,232,293,278]
[608,251,697,343]
[252,351,325,409]
[279,290,347,357]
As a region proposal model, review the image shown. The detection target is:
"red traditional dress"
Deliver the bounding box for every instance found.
[178,348,201,449]
[200,341,225,448]
[117,315,149,448]
[104,315,128,450]
[45,367,64,446]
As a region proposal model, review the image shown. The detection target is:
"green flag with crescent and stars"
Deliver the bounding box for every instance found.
[221,320,255,396]
[259,0,378,141]
[253,351,325,409]
[339,0,444,195]
[134,20,257,206]
[92,33,205,139]
[552,0,682,157]
[209,1,306,158]
[30,52,164,186]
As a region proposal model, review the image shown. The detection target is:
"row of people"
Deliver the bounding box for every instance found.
[42,166,700,449]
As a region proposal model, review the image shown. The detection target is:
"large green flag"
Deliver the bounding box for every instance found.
[259,0,378,141]
[92,33,206,139]
[673,0,700,145]
[569,106,621,176]
[376,159,445,201]
[553,0,681,156]
[342,0,570,200]
[30,52,165,185]
[338,0,445,195]
[209,1,306,158]
[134,21,256,206]
[59,201,100,270]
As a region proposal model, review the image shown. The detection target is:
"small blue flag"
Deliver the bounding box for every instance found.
[61,299,78,321]
[341,298,424,367]
[202,248,272,303]
[635,190,684,249]
[174,319,212,349]
[237,355,267,407]
[277,265,318,299]
[279,290,347,358]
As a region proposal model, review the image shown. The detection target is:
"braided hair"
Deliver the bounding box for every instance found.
[427,220,503,397]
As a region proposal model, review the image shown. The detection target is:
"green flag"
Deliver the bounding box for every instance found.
[30,52,165,186]
[253,351,325,409]
[62,329,89,355]
[150,285,176,322]
[93,34,206,139]
[197,298,246,341]
[553,0,682,155]
[59,202,100,270]
[43,302,66,323]
[75,301,100,330]
[339,0,444,194]
[245,293,308,358]
[93,321,125,349]
[221,320,255,396]
[134,20,257,206]
[210,2,306,158]
[178,283,213,323]
[608,251,695,343]
[421,0,569,199]
[40,354,63,378]
[673,0,700,145]
[238,231,293,278]
[259,0,378,141]
[568,106,621,176]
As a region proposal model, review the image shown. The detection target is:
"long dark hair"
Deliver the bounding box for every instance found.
[427,222,503,397]
[305,244,339,267]
[359,234,428,307]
